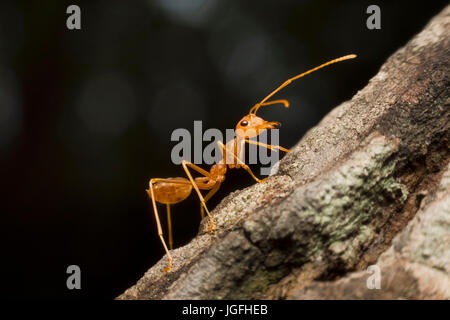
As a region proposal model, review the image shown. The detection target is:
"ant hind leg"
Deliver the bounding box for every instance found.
[166,204,173,250]
[148,179,173,272]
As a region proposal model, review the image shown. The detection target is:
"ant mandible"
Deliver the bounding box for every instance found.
[147,54,357,272]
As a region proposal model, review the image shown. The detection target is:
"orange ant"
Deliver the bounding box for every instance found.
[147,54,357,271]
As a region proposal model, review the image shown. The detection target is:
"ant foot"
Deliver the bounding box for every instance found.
[207,222,215,232]
[163,259,173,272]
[163,264,172,273]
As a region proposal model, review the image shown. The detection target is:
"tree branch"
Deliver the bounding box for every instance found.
[118,5,449,300]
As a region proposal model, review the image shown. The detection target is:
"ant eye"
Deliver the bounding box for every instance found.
[240,120,248,126]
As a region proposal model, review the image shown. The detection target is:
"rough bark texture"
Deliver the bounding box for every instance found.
[118,6,449,300]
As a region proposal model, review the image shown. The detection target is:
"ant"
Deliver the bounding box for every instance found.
[147,54,357,271]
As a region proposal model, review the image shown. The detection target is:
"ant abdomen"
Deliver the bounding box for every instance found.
[147,177,192,204]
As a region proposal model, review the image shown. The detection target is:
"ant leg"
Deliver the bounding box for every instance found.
[193,178,211,219]
[200,183,220,221]
[166,204,173,250]
[148,179,173,272]
[147,178,193,185]
[217,141,266,183]
[194,177,209,219]
[181,160,215,232]
[244,139,290,153]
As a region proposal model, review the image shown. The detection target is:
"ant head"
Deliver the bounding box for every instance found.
[235,111,281,139]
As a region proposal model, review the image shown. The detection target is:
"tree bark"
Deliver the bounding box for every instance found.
[118,5,449,300]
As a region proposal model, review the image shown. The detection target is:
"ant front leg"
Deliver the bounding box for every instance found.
[181,160,216,232]
[243,139,290,153]
[217,141,266,183]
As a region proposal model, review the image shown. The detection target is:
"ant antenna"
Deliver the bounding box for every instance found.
[250,54,357,115]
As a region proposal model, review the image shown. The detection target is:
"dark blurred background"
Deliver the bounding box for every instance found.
[0,0,447,299]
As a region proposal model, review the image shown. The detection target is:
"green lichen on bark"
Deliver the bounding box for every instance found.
[239,135,408,293]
